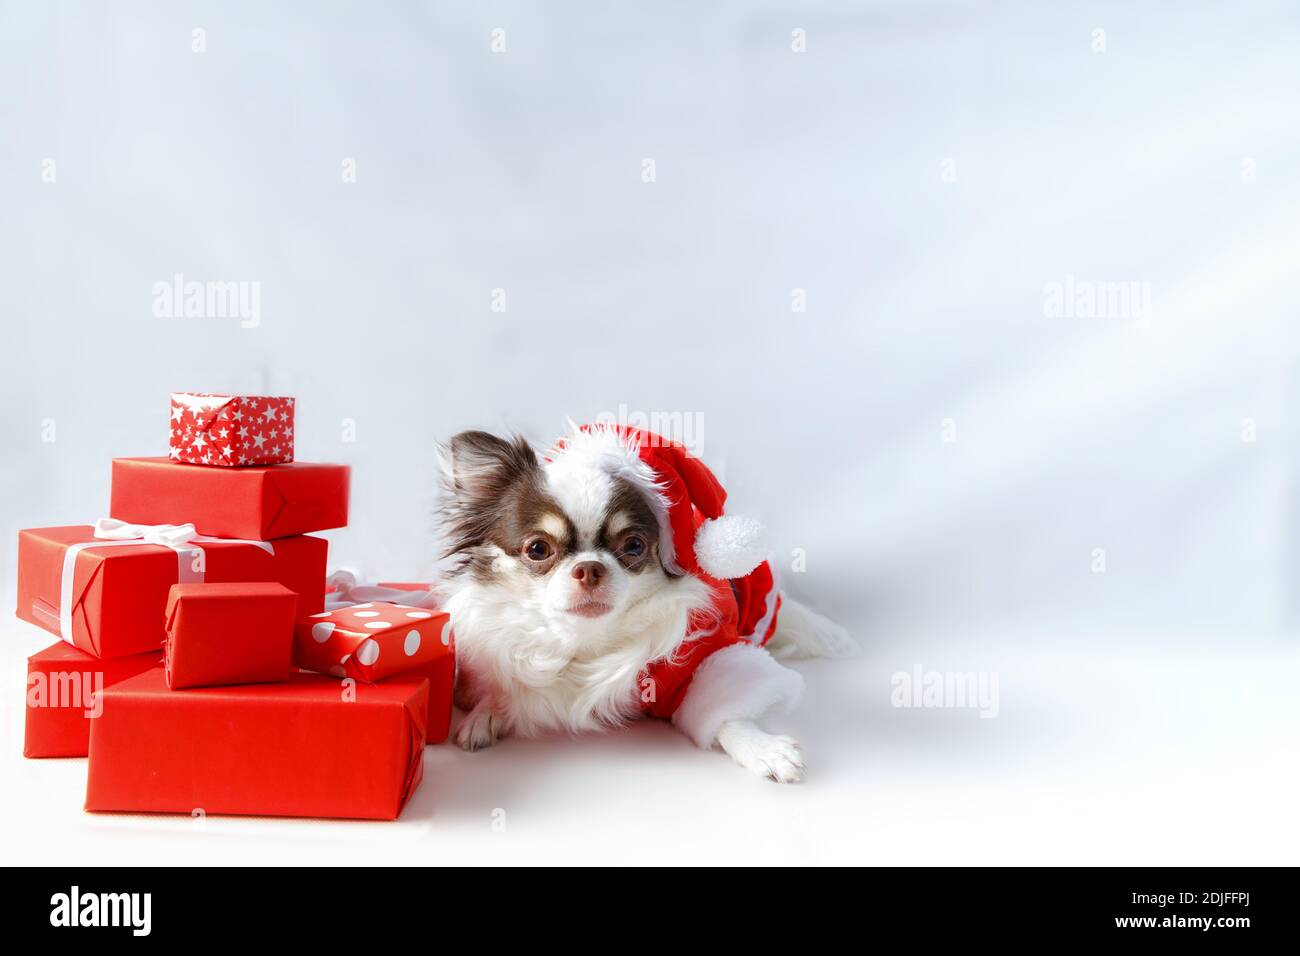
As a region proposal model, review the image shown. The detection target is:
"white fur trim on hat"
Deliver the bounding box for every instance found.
[694,514,767,579]
[672,643,804,748]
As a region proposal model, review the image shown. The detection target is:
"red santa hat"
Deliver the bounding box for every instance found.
[548,423,768,580]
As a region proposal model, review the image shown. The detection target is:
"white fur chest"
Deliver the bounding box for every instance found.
[443,574,711,736]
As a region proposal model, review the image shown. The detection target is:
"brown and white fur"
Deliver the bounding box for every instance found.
[437,426,854,782]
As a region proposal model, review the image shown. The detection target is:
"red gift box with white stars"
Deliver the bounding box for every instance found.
[169,392,295,466]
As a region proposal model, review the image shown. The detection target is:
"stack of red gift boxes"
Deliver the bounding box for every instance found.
[17,392,454,821]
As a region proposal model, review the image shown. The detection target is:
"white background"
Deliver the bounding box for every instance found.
[2,1,1298,864]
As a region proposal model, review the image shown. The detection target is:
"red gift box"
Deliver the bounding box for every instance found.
[85,669,427,820]
[169,392,295,466]
[294,602,453,683]
[111,457,349,541]
[394,651,455,745]
[165,582,297,689]
[25,643,161,758]
[16,525,327,658]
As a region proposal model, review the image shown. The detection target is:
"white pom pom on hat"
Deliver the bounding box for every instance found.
[694,514,768,580]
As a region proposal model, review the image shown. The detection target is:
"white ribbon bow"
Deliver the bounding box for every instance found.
[58,518,275,647]
[93,517,200,548]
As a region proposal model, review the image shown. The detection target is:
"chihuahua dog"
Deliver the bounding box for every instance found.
[437,424,853,782]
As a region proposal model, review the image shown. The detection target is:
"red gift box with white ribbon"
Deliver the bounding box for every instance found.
[16,519,327,658]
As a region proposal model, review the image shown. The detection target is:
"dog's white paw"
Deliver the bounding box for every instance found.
[744,734,805,783]
[716,719,805,783]
[456,706,506,752]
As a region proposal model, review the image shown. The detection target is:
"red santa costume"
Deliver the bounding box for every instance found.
[559,425,803,746]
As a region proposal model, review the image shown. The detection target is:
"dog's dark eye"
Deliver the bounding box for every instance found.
[621,535,646,557]
[524,539,552,562]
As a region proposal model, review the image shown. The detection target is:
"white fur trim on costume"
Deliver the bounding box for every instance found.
[694,514,767,580]
[671,643,804,748]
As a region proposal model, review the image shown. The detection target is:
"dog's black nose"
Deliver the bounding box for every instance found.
[572,560,606,589]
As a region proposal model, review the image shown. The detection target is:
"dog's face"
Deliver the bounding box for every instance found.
[439,430,677,634]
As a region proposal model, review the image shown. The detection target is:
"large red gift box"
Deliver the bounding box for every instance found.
[294,602,453,682]
[111,457,349,541]
[16,526,327,658]
[85,670,427,820]
[25,643,161,758]
[169,392,295,466]
[165,582,297,689]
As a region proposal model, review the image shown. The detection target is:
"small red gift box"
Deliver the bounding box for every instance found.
[86,669,427,820]
[165,582,297,689]
[169,392,295,466]
[25,643,161,758]
[293,602,453,683]
[111,457,349,540]
[16,525,327,658]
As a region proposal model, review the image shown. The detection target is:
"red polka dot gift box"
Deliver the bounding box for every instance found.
[294,602,452,682]
[293,602,455,744]
[168,392,295,466]
[295,600,452,686]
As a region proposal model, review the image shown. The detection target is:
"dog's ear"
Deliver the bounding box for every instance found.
[438,431,540,560]
[440,430,539,500]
